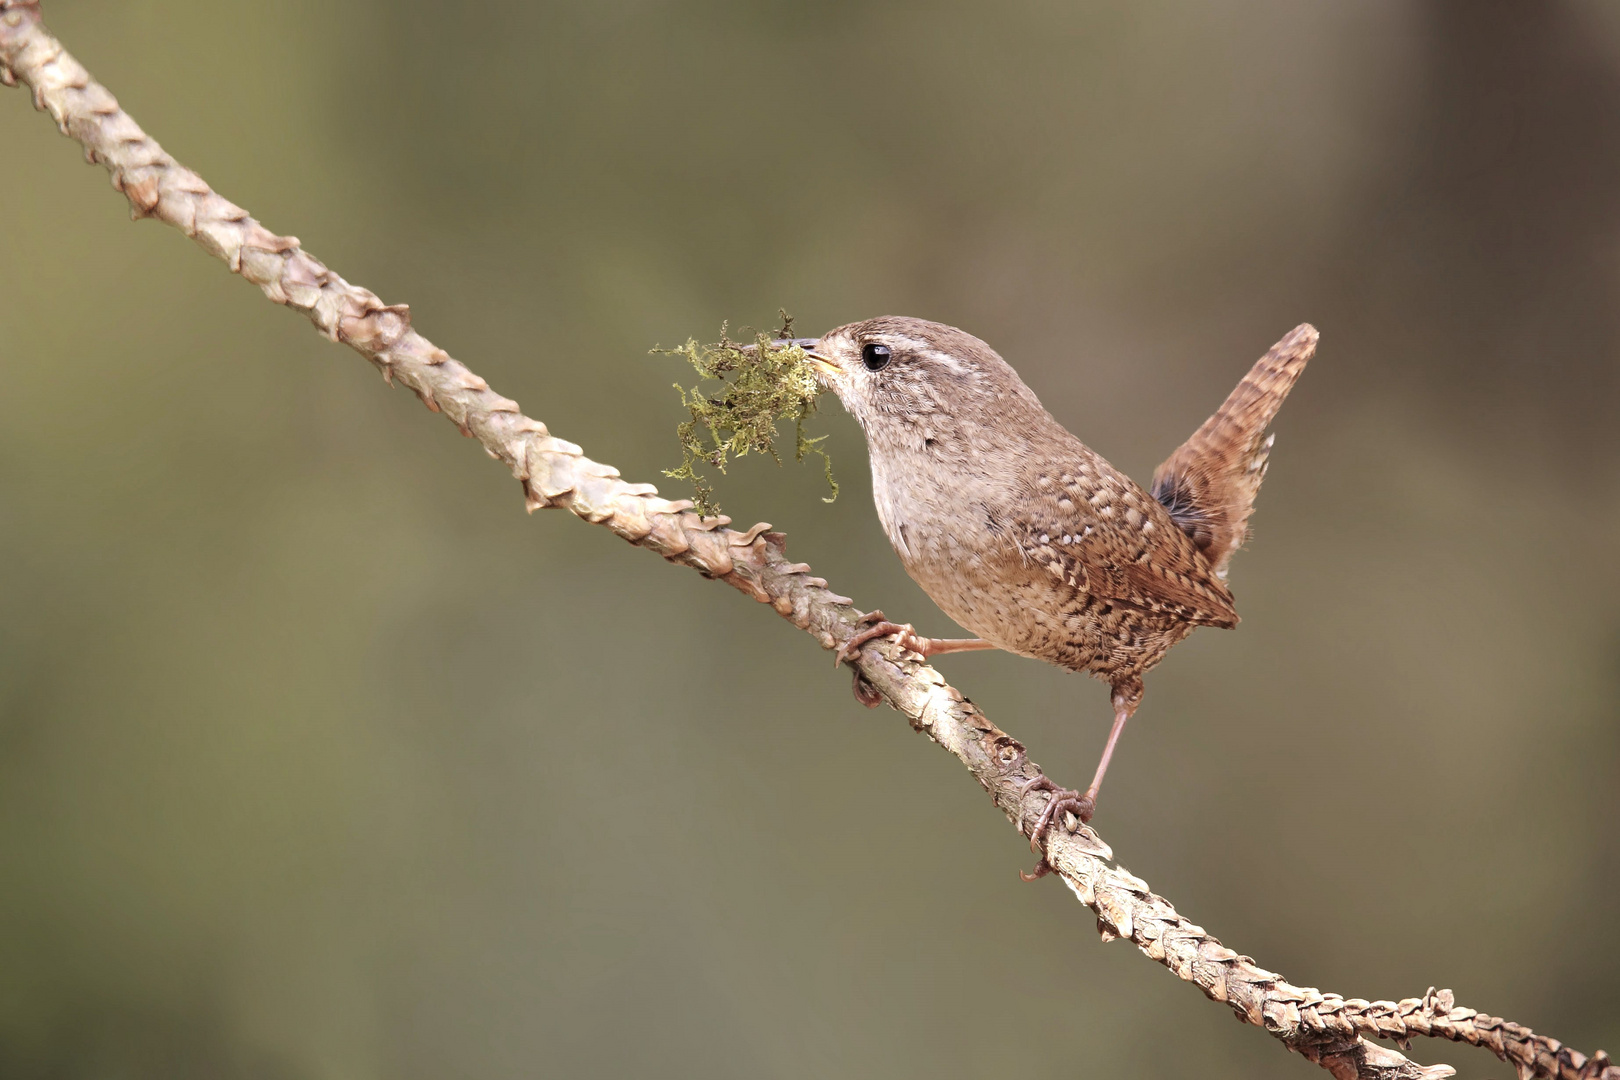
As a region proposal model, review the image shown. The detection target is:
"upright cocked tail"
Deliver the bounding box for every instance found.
[1151,324,1318,577]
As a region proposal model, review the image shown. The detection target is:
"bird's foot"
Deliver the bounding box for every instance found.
[1017,775,1095,856]
[834,611,928,666]
[836,611,991,667]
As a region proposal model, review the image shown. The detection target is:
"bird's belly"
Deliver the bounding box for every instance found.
[902,542,1193,683]
[874,468,1193,682]
[880,494,1068,661]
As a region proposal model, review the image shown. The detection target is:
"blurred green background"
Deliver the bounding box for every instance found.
[2,1,1617,1077]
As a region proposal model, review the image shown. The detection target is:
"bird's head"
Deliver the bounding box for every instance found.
[779,317,1044,445]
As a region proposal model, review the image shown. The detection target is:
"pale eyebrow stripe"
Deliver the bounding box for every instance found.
[891,335,971,376]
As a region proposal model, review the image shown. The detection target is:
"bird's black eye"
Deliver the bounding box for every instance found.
[862,343,892,371]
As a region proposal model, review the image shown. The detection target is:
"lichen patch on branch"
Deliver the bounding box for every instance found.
[656,316,837,516]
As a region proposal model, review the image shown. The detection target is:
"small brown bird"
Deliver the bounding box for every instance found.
[791,318,1316,843]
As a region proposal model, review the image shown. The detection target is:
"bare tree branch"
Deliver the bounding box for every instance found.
[3,4,1612,1078]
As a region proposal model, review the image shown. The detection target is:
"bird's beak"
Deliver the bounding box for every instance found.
[806,354,841,379]
[774,337,841,380]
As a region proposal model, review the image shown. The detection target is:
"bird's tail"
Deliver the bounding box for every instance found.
[1150,324,1317,577]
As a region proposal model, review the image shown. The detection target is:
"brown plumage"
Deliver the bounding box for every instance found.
[800,318,1316,841]
[1152,325,1316,577]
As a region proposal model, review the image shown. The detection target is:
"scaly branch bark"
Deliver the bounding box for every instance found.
[3,4,1611,1078]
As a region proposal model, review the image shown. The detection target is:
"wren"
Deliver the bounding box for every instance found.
[790,318,1316,843]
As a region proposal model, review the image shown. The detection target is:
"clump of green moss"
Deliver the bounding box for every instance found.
[655,316,837,517]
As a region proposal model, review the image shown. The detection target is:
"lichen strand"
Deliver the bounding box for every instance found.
[658,325,837,516]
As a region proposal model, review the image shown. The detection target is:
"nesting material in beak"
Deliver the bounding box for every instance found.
[772,336,840,380]
[657,328,841,514]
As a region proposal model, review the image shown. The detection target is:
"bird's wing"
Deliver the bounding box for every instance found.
[1005,460,1239,628]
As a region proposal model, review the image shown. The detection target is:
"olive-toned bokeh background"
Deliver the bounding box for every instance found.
[3,2,1618,1077]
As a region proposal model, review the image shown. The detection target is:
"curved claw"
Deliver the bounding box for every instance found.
[838,611,910,706]
[1019,859,1054,882]
[850,669,884,708]
[833,610,883,667]
[1017,775,1095,854]
[835,613,922,667]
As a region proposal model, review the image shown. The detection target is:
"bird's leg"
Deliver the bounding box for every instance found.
[834,610,993,666]
[919,636,999,656]
[1019,688,1141,872]
[1082,696,1138,816]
